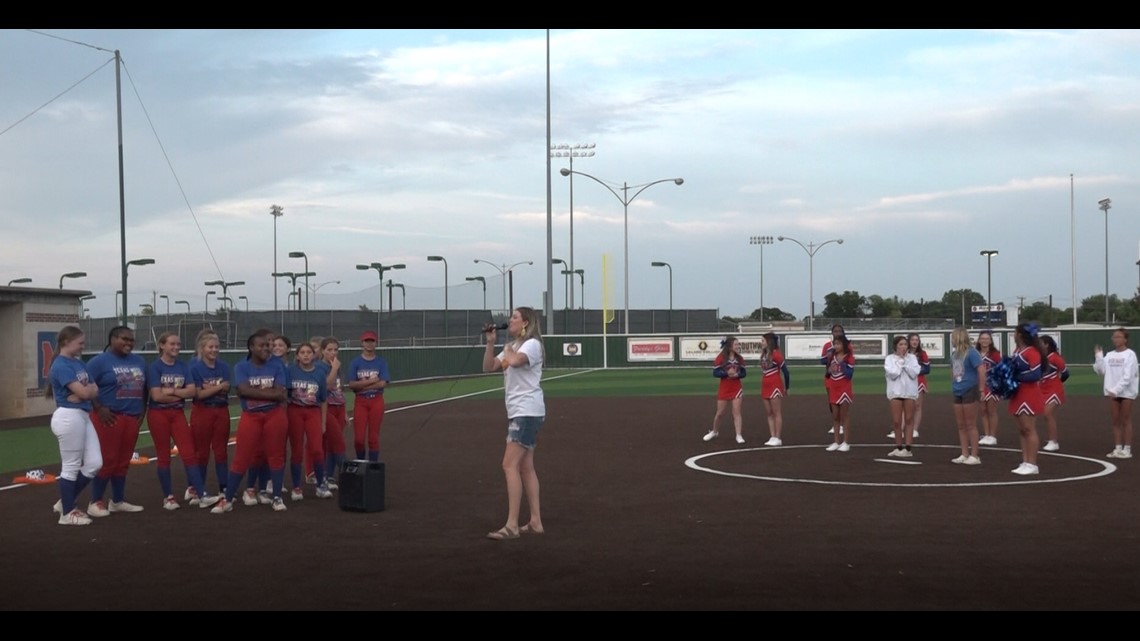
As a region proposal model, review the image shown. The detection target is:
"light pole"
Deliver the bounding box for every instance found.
[749,235,774,322]
[571,269,585,309]
[115,290,122,315]
[387,280,406,311]
[551,258,567,310]
[270,205,284,311]
[287,290,299,310]
[466,276,487,310]
[560,168,683,333]
[1100,198,1112,325]
[357,263,405,333]
[980,250,999,328]
[651,261,673,332]
[59,271,87,289]
[219,296,233,311]
[308,280,340,310]
[288,251,309,312]
[427,255,449,338]
[80,294,95,318]
[175,300,190,315]
[7,278,31,286]
[777,237,843,332]
[123,258,156,325]
[551,143,595,309]
[238,295,249,312]
[159,294,170,324]
[205,290,217,314]
[474,259,533,314]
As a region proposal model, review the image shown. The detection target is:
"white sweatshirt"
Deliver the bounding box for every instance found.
[1094,348,1140,399]
[884,353,921,399]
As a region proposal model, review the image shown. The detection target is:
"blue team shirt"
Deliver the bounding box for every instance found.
[325,362,346,406]
[348,354,390,399]
[287,363,328,407]
[147,358,193,410]
[190,358,232,408]
[50,355,93,411]
[234,359,286,413]
[951,348,983,396]
[86,350,148,416]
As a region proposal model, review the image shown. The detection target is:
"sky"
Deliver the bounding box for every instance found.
[2,29,1139,322]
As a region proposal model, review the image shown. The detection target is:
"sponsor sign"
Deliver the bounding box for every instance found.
[785,335,887,359]
[562,342,583,357]
[680,336,766,361]
[627,338,674,362]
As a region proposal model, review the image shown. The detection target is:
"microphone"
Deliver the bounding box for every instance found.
[482,322,509,333]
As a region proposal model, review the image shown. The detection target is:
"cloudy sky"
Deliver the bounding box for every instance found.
[2,29,1138,321]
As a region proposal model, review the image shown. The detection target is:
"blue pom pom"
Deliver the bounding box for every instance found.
[986,356,1020,399]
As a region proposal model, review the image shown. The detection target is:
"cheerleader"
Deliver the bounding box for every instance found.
[884,335,920,457]
[703,336,747,444]
[1093,327,1139,459]
[822,324,845,435]
[976,330,1002,446]
[823,335,855,452]
[47,326,102,525]
[1008,323,1046,475]
[1039,335,1068,452]
[758,332,789,447]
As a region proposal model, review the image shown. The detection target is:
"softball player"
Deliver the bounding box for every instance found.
[48,326,103,525]
[189,330,232,497]
[320,337,346,490]
[348,330,390,462]
[85,326,148,516]
[286,343,332,500]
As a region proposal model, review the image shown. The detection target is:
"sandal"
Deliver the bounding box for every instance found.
[486,526,519,541]
[519,524,544,535]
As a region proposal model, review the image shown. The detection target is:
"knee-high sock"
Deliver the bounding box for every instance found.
[157,468,173,497]
[58,477,77,514]
[110,476,126,503]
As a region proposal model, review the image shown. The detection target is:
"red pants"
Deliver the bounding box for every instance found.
[230,407,287,475]
[306,404,346,476]
[190,404,231,466]
[147,407,197,470]
[353,395,385,455]
[91,411,141,479]
[287,405,324,466]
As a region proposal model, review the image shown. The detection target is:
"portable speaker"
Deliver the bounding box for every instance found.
[338,460,385,512]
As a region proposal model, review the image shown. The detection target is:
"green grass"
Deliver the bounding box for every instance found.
[2,365,1106,476]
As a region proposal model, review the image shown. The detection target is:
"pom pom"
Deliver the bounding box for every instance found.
[986,356,1020,399]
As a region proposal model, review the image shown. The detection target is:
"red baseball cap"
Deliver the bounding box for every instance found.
[360,330,378,342]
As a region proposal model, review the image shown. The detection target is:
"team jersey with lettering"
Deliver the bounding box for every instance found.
[86,350,148,415]
[147,358,193,410]
[349,354,390,399]
[234,359,286,412]
[50,354,93,411]
[190,358,232,408]
[287,363,328,407]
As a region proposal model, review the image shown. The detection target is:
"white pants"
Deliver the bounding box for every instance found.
[51,407,102,481]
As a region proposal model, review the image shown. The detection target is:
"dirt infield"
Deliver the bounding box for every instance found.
[1,392,1135,611]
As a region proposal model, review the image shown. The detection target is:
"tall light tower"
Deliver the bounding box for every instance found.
[270,205,284,311]
[1100,198,1112,325]
[980,250,999,328]
[550,143,595,309]
[777,236,843,331]
[749,236,773,322]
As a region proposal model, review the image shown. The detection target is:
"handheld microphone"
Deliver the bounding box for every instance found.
[482,322,509,333]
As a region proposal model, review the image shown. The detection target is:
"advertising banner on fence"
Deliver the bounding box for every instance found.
[680,336,766,361]
[784,335,888,360]
[627,337,673,362]
[562,342,583,357]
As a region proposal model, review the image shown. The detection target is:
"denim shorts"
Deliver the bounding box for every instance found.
[953,388,981,404]
[507,416,545,449]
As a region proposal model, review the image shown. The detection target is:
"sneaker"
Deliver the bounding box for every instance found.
[210,498,232,514]
[306,472,317,485]
[257,491,273,505]
[702,430,718,442]
[888,448,902,457]
[109,500,144,513]
[59,508,93,526]
[951,455,968,464]
[964,455,981,465]
[980,436,997,446]
[87,500,111,518]
[52,500,62,514]
[886,430,896,439]
[1117,450,1133,459]
[315,484,333,499]
[272,497,287,512]
[325,478,338,491]
[895,448,912,457]
[735,435,746,445]
[1043,441,1060,452]
[825,442,840,452]
[291,487,304,502]
[912,430,919,439]
[837,442,850,453]
[197,494,221,509]
[163,496,181,511]
[765,437,782,447]
[242,488,259,506]
[828,427,835,435]
[1011,462,1040,475]
[184,487,198,502]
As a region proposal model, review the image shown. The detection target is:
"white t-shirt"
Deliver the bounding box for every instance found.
[1094,348,1140,399]
[499,337,545,418]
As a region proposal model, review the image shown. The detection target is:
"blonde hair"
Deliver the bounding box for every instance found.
[46,326,85,399]
[513,306,544,359]
[196,330,220,360]
[951,327,972,359]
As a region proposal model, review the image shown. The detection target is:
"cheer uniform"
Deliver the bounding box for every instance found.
[823,351,855,405]
[349,353,390,462]
[981,349,1002,402]
[190,356,232,493]
[713,352,746,401]
[86,349,147,506]
[50,353,103,517]
[914,349,931,394]
[759,349,786,399]
[1041,352,1068,406]
[147,356,211,504]
[1008,346,1044,416]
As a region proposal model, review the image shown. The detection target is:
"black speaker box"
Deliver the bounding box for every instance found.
[338,460,385,512]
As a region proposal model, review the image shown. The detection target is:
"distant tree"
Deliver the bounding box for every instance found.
[746,307,796,322]
[822,291,869,318]
[138,304,154,316]
[867,295,901,318]
[359,304,371,312]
